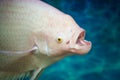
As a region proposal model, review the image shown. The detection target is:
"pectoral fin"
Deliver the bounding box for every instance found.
[0,46,38,55]
[0,46,39,70]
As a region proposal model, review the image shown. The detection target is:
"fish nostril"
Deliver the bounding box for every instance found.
[66,40,70,44]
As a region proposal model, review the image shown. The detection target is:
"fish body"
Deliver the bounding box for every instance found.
[0,0,91,80]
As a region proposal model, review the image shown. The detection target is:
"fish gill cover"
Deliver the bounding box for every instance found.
[39,0,120,80]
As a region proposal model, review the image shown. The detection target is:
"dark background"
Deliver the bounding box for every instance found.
[39,0,120,80]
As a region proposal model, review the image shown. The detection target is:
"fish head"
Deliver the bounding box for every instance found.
[40,15,92,57]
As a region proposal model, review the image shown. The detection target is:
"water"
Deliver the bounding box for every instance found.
[39,0,120,80]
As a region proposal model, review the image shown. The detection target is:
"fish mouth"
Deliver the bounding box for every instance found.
[70,30,91,54]
[76,31,91,46]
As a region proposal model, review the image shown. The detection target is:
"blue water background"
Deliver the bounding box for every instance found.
[39,0,120,80]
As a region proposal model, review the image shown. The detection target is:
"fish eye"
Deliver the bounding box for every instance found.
[57,37,63,43]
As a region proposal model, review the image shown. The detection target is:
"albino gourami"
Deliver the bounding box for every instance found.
[0,0,92,80]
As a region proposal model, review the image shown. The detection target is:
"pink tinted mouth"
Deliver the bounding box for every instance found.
[76,31,91,46]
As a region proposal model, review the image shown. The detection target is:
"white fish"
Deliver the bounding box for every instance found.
[0,0,92,80]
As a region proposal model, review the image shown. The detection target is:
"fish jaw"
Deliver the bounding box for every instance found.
[69,30,92,54]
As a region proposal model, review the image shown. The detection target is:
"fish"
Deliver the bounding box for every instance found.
[0,0,92,80]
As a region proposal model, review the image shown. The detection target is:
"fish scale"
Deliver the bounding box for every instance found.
[0,25,33,51]
[0,5,35,51]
